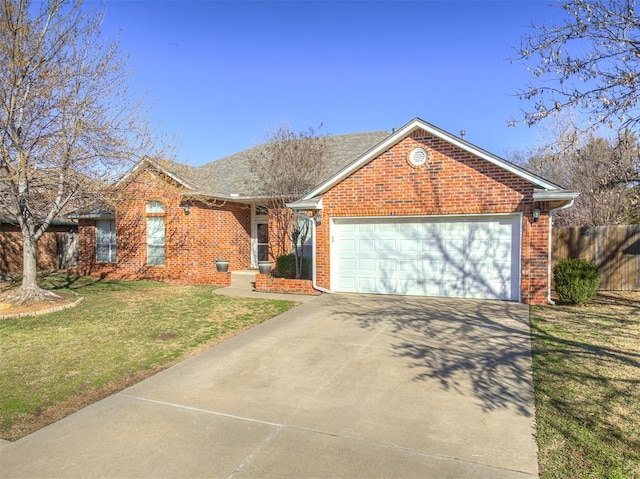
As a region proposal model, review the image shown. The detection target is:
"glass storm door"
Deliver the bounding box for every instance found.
[257,221,269,262]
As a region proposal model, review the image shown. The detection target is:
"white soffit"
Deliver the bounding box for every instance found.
[533,190,580,202]
[286,196,323,210]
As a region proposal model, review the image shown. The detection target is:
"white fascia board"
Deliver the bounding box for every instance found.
[72,213,115,220]
[533,190,580,202]
[286,196,323,210]
[114,160,145,187]
[302,118,561,200]
[182,193,260,205]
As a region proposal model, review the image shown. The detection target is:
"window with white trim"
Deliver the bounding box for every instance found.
[255,205,268,216]
[96,219,116,263]
[146,201,165,266]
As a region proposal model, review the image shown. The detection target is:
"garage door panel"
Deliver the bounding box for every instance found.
[396,279,421,296]
[379,239,396,253]
[359,223,375,234]
[467,224,491,241]
[379,259,395,273]
[397,222,419,235]
[435,236,466,259]
[442,222,467,238]
[357,258,376,271]
[334,216,520,301]
[378,222,397,234]
[398,260,419,274]
[399,239,419,253]
[468,260,489,276]
[495,240,512,257]
[338,276,356,289]
[378,277,399,293]
[339,258,357,270]
[423,281,442,296]
[467,240,492,260]
[441,281,465,298]
[358,276,378,293]
[358,239,376,252]
[341,239,356,252]
[422,259,443,279]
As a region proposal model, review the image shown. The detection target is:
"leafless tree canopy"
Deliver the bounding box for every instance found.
[249,124,327,277]
[250,124,328,203]
[527,129,640,226]
[0,0,155,302]
[515,0,640,133]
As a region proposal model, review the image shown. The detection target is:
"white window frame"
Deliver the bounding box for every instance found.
[96,219,116,263]
[146,202,165,266]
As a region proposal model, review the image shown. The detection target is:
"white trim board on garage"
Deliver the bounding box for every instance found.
[331,214,522,301]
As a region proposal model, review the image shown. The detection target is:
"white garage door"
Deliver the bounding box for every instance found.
[333,216,521,301]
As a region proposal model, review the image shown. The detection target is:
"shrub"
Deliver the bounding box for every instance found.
[276,254,311,279]
[553,258,600,304]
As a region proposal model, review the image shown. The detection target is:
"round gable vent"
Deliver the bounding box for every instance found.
[408,147,428,167]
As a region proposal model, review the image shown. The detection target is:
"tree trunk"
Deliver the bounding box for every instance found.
[6,228,59,305]
[295,245,303,280]
[22,232,39,291]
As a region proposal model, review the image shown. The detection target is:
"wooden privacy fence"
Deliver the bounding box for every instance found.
[0,225,77,277]
[552,225,640,290]
[56,231,78,269]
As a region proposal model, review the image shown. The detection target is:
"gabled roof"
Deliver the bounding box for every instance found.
[116,133,391,203]
[195,131,390,199]
[300,117,568,201]
[116,157,198,191]
[118,119,575,207]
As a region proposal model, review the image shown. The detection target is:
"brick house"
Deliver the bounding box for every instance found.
[76,118,577,304]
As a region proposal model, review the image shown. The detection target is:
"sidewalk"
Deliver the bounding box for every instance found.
[212,270,319,303]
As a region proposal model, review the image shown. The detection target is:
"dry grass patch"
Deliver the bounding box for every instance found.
[0,275,297,441]
[530,291,640,479]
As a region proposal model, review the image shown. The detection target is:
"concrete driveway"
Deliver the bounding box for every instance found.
[1,294,538,478]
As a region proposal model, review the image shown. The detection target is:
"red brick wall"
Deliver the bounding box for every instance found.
[76,168,251,285]
[314,129,551,305]
[0,223,76,278]
[254,273,322,295]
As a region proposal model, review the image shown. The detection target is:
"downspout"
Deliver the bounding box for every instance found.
[547,200,575,304]
[294,211,330,294]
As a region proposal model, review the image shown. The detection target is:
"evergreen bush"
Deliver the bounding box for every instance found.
[553,258,599,304]
[276,254,311,279]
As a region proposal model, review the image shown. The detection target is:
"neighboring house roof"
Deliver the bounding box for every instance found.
[0,217,77,226]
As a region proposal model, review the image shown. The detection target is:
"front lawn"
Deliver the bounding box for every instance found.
[530,292,640,479]
[0,275,296,441]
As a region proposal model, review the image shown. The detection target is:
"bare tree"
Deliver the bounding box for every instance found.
[1,0,155,303]
[525,128,640,226]
[515,0,640,134]
[250,124,327,279]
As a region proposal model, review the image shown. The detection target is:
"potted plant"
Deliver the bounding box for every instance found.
[258,260,273,275]
[215,259,229,272]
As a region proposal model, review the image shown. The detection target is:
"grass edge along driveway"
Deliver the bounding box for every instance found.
[0,275,296,441]
[529,292,640,479]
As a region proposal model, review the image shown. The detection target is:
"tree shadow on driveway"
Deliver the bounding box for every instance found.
[326,294,535,417]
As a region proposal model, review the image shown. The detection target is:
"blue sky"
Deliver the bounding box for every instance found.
[100,1,564,166]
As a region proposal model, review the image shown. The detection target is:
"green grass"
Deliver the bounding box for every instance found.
[0,275,296,440]
[530,292,640,479]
